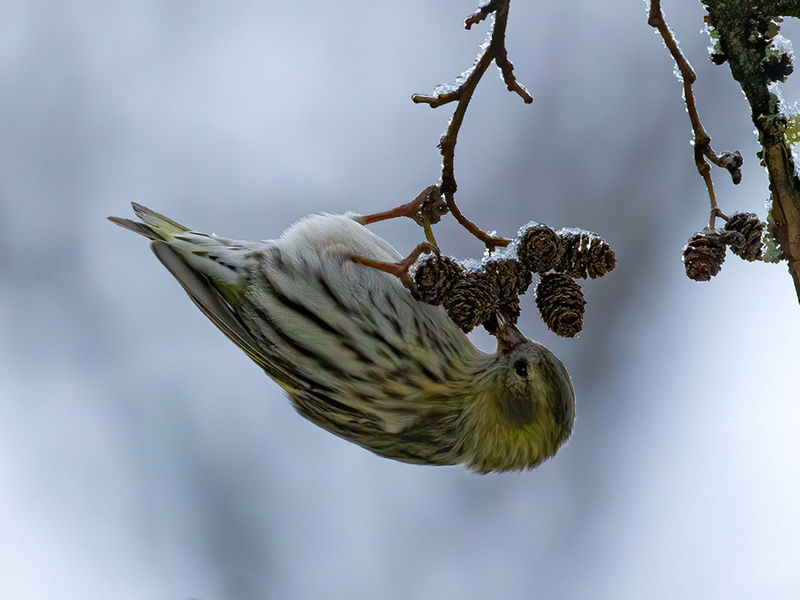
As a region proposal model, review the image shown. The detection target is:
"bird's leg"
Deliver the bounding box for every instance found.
[357,184,446,253]
[359,185,448,227]
[349,242,437,293]
[359,202,418,225]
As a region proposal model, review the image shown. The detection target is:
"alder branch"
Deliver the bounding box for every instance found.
[648,0,742,230]
[465,0,501,30]
[413,0,532,251]
[702,0,800,301]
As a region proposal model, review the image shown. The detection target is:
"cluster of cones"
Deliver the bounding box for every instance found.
[413,223,616,338]
[682,212,765,281]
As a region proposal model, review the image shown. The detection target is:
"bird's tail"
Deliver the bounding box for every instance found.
[109,203,272,370]
[109,203,244,284]
[108,202,190,242]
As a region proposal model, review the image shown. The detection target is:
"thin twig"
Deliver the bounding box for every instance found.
[412,0,531,250]
[492,0,533,103]
[465,0,502,30]
[648,0,741,230]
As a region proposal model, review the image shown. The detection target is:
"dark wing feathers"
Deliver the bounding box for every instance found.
[150,242,266,368]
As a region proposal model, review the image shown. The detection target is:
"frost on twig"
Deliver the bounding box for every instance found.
[465,1,501,30]
[648,0,743,230]
[412,0,532,251]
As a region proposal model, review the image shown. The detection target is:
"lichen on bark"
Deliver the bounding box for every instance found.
[702,0,800,300]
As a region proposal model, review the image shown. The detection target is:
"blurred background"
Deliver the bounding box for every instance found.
[2,1,799,598]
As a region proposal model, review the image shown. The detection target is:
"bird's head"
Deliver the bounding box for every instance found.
[459,324,575,473]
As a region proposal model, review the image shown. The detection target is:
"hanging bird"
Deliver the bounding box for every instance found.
[109,203,575,473]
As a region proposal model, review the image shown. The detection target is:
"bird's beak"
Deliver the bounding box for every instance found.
[496,323,528,354]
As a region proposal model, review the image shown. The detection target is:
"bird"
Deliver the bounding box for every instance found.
[109,203,575,473]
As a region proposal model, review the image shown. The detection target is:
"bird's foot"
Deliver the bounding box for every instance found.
[356,185,446,252]
[358,185,448,228]
[349,242,438,294]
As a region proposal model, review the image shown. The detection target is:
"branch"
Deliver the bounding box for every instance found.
[702,0,800,301]
[490,1,533,104]
[412,0,532,250]
[465,0,501,30]
[648,0,742,230]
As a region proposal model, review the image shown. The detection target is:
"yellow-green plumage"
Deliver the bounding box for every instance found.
[110,203,575,472]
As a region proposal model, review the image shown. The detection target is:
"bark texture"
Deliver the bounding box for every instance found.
[703,0,800,300]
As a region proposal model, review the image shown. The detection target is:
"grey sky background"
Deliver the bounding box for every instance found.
[2,1,799,598]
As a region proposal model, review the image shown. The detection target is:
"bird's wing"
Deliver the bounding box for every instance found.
[239,214,480,435]
[112,206,478,441]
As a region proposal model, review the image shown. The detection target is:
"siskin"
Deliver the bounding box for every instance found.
[109,204,575,473]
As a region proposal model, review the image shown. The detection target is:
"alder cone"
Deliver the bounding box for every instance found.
[444,272,500,333]
[483,297,522,335]
[414,255,464,305]
[535,274,585,338]
[723,212,764,262]
[484,258,532,297]
[517,224,560,274]
[682,229,726,281]
[555,230,616,279]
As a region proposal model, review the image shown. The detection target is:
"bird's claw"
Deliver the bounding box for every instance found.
[360,185,448,227]
[349,241,436,294]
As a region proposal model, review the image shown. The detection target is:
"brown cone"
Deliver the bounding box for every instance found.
[413,255,464,305]
[484,259,532,298]
[535,273,585,338]
[517,224,561,274]
[444,272,500,333]
[555,229,617,279]
[483,297,522,335]
[682,228,726,281]
[723,212,765,261]
[481,259,530,335]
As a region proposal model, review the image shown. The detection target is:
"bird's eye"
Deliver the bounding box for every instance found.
[514,360,527,377]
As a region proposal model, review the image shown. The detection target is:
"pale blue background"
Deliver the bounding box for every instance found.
[2,2,799,598]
